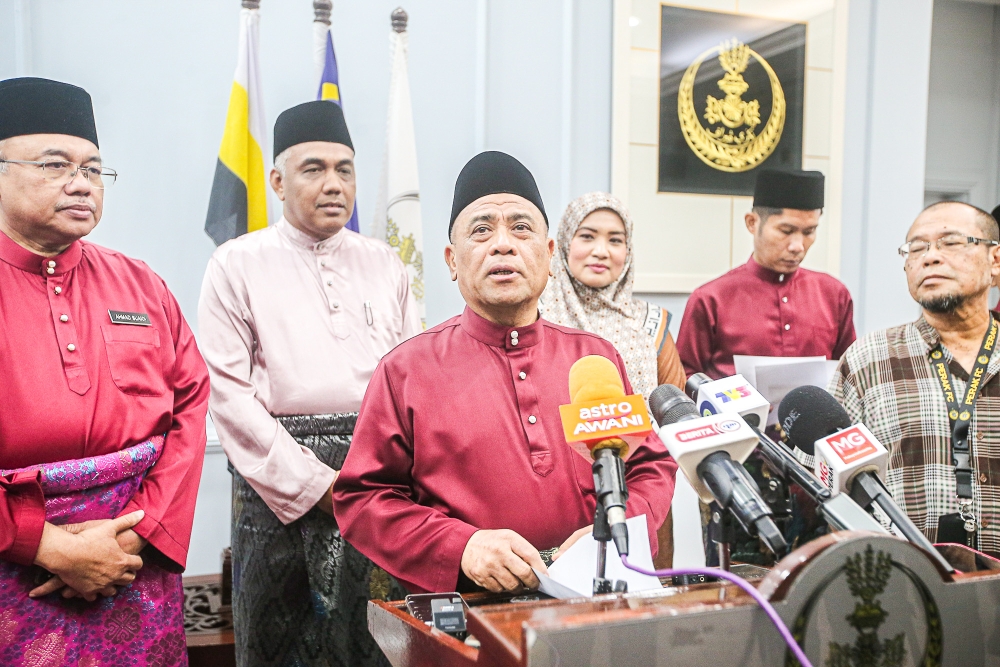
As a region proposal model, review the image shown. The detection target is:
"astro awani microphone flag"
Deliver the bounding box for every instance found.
[371,15,425,323]
[205,6,272,246]
[315,20,360,233]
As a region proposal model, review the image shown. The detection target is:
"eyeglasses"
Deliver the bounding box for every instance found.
[898,234,997,262]
[0,159,117,189]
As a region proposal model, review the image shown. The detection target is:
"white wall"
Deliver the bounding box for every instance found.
[924,0,1000,210]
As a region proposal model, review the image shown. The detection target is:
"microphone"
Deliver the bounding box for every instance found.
[559,355,653,556]
[688,375,887,534]
[649,384,788,557]
[778,387,954,573]
[686,372,769,428]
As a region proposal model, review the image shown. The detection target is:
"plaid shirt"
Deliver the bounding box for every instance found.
[828,316,1000,557]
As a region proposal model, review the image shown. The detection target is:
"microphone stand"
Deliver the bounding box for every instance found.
[707,501,734,571]
[592,453,629,595]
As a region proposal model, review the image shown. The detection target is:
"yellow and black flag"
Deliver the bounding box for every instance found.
[205,5,271,246]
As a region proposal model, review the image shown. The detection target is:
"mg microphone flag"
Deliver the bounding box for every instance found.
[205,6,272,246]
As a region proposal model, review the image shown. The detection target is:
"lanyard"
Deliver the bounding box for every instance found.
[929,317,998,502]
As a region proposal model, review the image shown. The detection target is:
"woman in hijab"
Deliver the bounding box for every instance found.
[539,192,685,567]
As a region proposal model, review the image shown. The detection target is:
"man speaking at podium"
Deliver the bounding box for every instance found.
[334,152,677,593]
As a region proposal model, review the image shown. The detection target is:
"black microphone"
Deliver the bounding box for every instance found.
[778,386,955,573]
[650,385,788,558]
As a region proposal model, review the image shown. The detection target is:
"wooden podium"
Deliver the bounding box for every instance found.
[369,532,1000,666]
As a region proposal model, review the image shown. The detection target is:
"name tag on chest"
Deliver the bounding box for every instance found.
[108,310,152,326]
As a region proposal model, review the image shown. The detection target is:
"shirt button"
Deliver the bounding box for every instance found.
[528,415,537,424]
[46,267,55,275]
[66,343,76,352]
[784,324,791,331]
[511,339,518,346]
[47,260,56,268]
[332,302,340,309]
[779,274,785,282]
[782,296,788,303]
[54,286,62,294]
[519,371,527,380]
[980,473,988,483]
[326,280,333,287]
[978,432,985,441]
[60,314,69,322]
[320,261,326,267]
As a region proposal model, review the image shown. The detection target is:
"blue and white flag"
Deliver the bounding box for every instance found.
[314,21,359,233]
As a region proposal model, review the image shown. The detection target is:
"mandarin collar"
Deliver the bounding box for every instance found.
[277,217,347,254]
[460,306,543,349]
[746,255,798,285]
[0,230,82,276]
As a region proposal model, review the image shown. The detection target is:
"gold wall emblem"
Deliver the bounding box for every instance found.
[677,39,786,172]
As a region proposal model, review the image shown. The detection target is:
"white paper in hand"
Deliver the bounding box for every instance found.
[544,514,662,597]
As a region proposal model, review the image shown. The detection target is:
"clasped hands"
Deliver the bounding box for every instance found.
[30,510,147,602]
[460,525,593,593]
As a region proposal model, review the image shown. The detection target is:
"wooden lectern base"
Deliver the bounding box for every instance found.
[370,532,1000,667]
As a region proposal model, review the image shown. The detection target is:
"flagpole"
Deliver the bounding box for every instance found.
[392,7,408,32]
[242,0,259,8]
[313,1,332,84]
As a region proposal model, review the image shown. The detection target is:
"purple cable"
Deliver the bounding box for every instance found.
[619,556,813,667]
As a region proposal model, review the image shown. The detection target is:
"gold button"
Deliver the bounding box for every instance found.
[67,344,76,352]
[60,314,69,322]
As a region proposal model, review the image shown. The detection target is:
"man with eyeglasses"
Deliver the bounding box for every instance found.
[0,77,209,663]
[830,200,1000,558]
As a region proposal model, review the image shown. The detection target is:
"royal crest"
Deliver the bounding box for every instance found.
[677,39,786,172]
[827,546,906,667]
[386,217,425,302]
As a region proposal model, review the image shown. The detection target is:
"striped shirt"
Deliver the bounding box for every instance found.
[830,316,1000,557]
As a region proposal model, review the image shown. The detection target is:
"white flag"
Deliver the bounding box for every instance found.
[372,25,425,324]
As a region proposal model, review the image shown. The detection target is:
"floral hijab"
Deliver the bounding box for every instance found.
[539,192,659,399]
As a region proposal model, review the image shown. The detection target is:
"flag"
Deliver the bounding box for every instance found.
[315,23,360,233]
[205,7,271,246]
[372,19,425,324]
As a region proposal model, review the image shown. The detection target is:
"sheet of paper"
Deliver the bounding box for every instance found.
[533,569,588,599]
[733,354,827,388]
[545,514,662,597]
[753,359,834,425]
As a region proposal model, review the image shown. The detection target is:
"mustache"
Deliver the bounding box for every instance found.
[55,199,97,213]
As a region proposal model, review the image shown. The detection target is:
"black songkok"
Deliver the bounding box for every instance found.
[273,101,353,160]
[449,151,547,238]
[752,169,825,211]
[0,77,99,147]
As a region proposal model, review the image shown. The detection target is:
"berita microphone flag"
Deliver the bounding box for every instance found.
[314,6,360,233]
[205,3,272,246]
[371,9,426,325]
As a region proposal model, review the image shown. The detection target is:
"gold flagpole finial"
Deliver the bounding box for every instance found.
[391,7,408,33]
[314,1,333,25]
